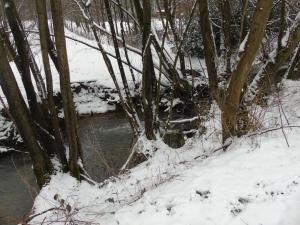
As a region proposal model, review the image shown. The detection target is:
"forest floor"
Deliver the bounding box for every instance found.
[29,79,300,225]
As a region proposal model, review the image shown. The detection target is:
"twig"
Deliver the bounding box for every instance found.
[194,125,300,160]
[247,125,300,137]
[24,207,56,224]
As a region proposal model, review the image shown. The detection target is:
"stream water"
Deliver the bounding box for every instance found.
[0,113,133,225]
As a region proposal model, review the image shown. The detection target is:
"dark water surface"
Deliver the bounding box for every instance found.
[78,114,133,182]
[0,114,133,225]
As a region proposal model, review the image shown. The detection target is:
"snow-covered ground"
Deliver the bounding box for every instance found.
[28,79,300,225]
[2,22,300,225]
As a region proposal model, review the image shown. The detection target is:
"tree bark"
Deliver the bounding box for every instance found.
[35,0,69,171]
[0,39,53,188]
[239,0,249,44]
[199,0,219,102]
[221,0,273,143]
[220,0,232,73]
[141,0,156,140]
[50,0,82,179]
[3,0,56,155]
[277,0,286,51]
[246,15,300,101]
[163,0,186,77]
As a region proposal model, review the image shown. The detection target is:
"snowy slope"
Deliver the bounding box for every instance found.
[28,80,300,225]
[0,23,142,110]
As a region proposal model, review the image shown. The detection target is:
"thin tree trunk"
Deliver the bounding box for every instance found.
[220,0,232,73]
[287,45,300,80]
[163,0,186,77]
[103,0,141,133]
[116,0,136,85]
[132,0,143,26]
[239,0,249,44]
[199,0,219,102]
[277,0,286,51]
[50,0,82,179]
[141,0,156,140]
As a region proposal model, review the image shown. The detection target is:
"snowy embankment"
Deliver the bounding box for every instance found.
[0,22,142,115]
[29,80,300,225]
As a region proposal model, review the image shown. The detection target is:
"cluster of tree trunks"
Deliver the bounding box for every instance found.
[0,0,83,187]
[0,0,299,187]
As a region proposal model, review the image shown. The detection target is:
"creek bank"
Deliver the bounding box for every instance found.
[0,80,124,155]
[0,73,211,154]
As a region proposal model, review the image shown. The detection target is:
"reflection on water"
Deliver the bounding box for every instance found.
[0,114,133,225]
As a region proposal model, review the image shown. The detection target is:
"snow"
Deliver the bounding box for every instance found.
[55,28,142,89]
[84,0,92,7]
[281,29,290,48]
[0,22,142,114]
[0,146,21,153]
[239,32,249,53]
[0,146,9,153]
[169,116,199,124]
[70,81,118,115]
[28,80,300,225]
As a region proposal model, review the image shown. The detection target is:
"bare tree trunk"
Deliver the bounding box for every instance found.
[0,25,18,62]
[277,0,286,51]
[3,0,56,155]
[50,0,82,179]
[141,0,156,140]
[116,0,136,85]
[35,0,69,171]
[4,0,47,101]
[155,0,170,41]
[249,20,300,99]
[130,0,138,34]
[221,0,273,143]
[0,39,53,188]
[103,0,141,133]
[163,0,186,77]
[287,45,300,80]
[220,0,232,73]
[0,0,8,30]
[239,0,249,44]
[198,0,219,102]
[124,0,132,35]
[132,0,143,26]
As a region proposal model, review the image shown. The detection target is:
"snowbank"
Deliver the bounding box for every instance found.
[28,80,300,225]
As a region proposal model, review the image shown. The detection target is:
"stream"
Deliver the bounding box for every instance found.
[0,113,133,225]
